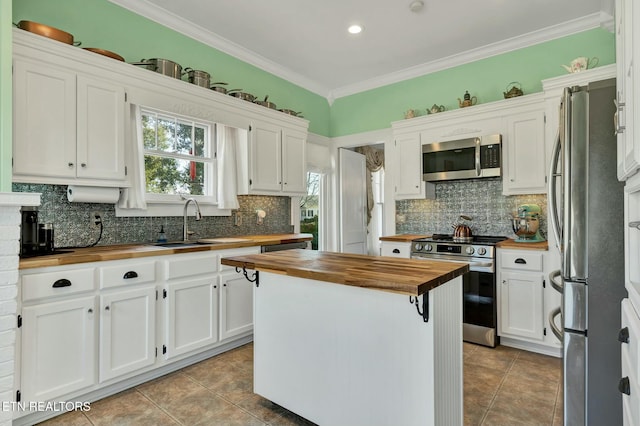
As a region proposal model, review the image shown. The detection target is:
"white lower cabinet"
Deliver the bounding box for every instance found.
[497,247,561,355]
[21,295,96,403]
[165,277,219,358]
[380,241,411,258]
[220,270,254,341]
[99,286,156,383]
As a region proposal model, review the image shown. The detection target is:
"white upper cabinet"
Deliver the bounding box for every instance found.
[616,0,639,181]
[394,132,428,199]
[238,120,307,196]
[502,106,547,195]
[13,57,127,186]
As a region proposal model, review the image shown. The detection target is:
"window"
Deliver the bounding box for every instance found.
[300,172,321,250]
[141,108,215,201]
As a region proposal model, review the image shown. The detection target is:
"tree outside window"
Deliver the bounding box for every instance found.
[300,172,320,249]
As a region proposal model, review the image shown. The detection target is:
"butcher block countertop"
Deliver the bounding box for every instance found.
[497,239,549,250]
[19,234,312,269]
[378,234,430,242]
[220,249,468,296]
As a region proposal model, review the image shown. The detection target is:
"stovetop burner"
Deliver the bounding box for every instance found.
[414,234,508,245]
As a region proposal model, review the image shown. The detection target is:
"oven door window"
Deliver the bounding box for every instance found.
[463,271,496,328]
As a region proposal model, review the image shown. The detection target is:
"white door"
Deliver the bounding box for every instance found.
[21,296,96,402]
[219,270,254,341]
[339,149,367,254]
[99,286,156,382]
[165,277,219,358]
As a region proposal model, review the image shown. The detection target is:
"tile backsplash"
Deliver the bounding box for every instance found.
[395,178,548,238]
[12,184,292,248]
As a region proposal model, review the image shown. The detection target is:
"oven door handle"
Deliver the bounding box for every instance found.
[411,256,492,268]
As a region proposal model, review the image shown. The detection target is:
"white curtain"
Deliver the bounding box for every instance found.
[217,125,240,210]
[118,104,148,210]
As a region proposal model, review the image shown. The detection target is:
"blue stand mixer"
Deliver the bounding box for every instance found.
[512,204,545,242]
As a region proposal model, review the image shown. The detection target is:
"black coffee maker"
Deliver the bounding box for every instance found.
[20,207,54,257]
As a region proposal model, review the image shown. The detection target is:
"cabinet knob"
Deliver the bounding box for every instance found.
[88,308,93,314]
[619,327,630,344]
[415,185,419,189]
[619,377,631,395]
[213,285,217,289]
[502,280,507,285]
[105,306,110,311]
[223,283,227,287]
[68,162,74,168]
[81,163,87,168]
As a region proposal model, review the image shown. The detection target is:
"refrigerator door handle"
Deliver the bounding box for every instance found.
[549,306,563,341]
[548,129,562,249]
[549,269,563,293]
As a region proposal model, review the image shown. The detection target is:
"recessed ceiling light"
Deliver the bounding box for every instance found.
[348,24,363,34]
[409,0,424,13]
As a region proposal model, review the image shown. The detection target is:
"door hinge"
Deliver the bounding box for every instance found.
[125,166,128,176]
[125,92,128,102]
[162,345,167,354]
[16,390,20,403]
[163,289,167,299]
[545,175,547,183]
[249,125,252,132]
[544,327,547,336]
[155,347,158,357]
[544,113,546,123]
[249,179,252,186]
[17,315,22,328]
[155,290,158,300]
[543,279,546,288]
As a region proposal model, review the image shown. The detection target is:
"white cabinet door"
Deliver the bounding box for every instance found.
[99,286,156,382]
[250,122,282,192]
[219,270,254,341]
[616,0,639,181]
[282,128,307,194]
[13,58,76,179]
[502,108,547,195]
[165,277,219,358]
[21,296,96,402]
[395,133,425,199]
[76,75,126,181]
[499,271,545,340]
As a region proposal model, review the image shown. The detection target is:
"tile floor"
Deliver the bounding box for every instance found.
[36,342,562,426]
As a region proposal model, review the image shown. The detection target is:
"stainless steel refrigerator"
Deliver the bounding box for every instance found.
[548,78,626,425]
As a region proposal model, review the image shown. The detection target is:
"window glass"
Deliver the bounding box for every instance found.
[141,108,214,197]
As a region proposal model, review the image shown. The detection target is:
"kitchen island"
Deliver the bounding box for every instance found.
[221,250,468,426]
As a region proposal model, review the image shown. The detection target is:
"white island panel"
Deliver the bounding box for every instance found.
[254,272,462,426]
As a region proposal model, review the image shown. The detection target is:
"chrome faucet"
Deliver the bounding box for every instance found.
[183,197,202,241]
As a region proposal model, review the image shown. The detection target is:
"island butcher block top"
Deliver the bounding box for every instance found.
[221,249,468,296]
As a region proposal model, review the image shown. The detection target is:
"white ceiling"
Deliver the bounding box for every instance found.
[109,0,614,101]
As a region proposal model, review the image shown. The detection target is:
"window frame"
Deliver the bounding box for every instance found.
[140,107,217,205]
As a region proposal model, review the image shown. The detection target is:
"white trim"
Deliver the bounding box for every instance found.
[541,63,616,93]
[0,192,41,207]
[332,128,392,149]
[107,1,613,101]
[115,202,231,217]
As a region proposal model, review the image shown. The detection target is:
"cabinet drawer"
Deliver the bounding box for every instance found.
[621,348,639,426]
[500,251,543,271]
[380,242,411,258]
[100,260,156,289]
[218,247,261,271]
[622,299,640,384]
[22,268,96,302]
[165,252,219,280]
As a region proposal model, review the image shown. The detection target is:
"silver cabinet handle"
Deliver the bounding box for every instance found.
[628,221,640,230]
[549,307,563,341]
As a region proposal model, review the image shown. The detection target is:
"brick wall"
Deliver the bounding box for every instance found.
[0,193,39,425]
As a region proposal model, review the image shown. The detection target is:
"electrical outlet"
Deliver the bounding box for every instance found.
[234,211,242,226]
[90,211,103,227]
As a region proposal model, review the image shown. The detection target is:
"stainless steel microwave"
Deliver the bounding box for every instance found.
[422,134,502,182]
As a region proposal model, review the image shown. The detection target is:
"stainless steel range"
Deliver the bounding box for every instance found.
[411,234,507,347]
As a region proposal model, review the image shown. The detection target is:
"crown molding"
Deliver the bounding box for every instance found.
[108,0,331,98]
[108,1,613,103]
[329,12,613,100]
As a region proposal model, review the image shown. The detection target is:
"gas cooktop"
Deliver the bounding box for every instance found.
[413,234,508,245]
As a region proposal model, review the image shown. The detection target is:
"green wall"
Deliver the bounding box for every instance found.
[8,0,616,144]
[330,28,615,136]
[0,0,12,191]
[11,0,331,136]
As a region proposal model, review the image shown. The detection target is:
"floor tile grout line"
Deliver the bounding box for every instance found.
[551,379,562,425]
[133,386,186,426]
[478,350,520,425]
